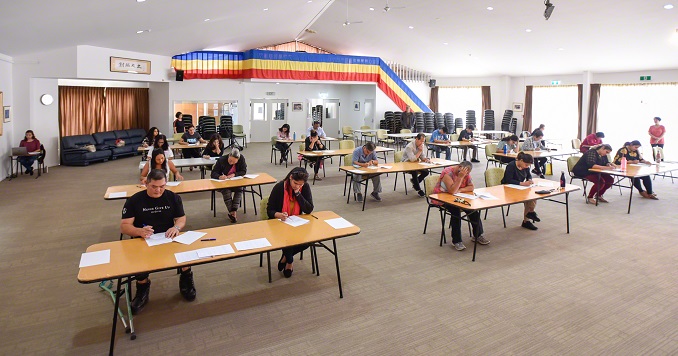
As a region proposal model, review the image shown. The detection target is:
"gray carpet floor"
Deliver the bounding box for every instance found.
[1,142,676,355]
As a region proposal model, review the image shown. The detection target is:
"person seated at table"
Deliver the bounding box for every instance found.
[613,140,657,200]
[305,130,326,181]
[352,141,382,202]
[267,167,314,278]
[521,130,548,178]
[580,132,605,153]
[496,134,520,164]
[430,126,452,160]
[18,130,41,175]
[202,133,224,158]
[501,152,541,230]
[572,144,616,205]
[121,169,194,314]
[459,124,480,162]
[141,127,160,148]
[403,133,431,197]
[276,123,291,164]
[140,148,183,185]
[211,148,247,223]
[433,161,488,251]
[179,125,206,170]
[531,124,545,137]
[306,120,326,138]
[146,134,174,160]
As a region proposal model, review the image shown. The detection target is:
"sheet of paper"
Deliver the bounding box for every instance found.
[367,166,380,170]
[629,163,646,167]
[29,151,41,155]
[419,162,440,166]
[173,231,207,245]
[281,215,310,227]
[534,182,554,187]
[108,191,127,199]
[380,165,393,169]
[454,193,478,200]
[196,244,235,258]
[175,251,200,264]
[166,181,181,187]
[211,178,223,182]
[145,232,173,246]
[477,192,499,200]
[506,184,531,190]
[325,217,355,229]
[348,169,365,174]
[234,238,272,251]
[79,249,110,268]
[244,174,259,179]
[227,176,244,181]
[324,150,335,153]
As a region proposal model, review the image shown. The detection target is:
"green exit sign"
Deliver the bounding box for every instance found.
[640,76,652,81]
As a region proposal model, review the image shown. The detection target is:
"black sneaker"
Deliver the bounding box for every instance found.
[131,280,151,315]
[356,193,363,202]
[418,190,425,197]
[532,168,540,175]
[179,270,196,301]
[522,221,538,230]
[526,211,541,222]
[471,159,480,163]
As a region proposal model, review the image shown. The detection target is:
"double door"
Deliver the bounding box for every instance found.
[250,99,288,142]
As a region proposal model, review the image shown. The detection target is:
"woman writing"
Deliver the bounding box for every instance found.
[267,167,314,278]
[145,134,173,160]
[211,148,247,223]
[572,144,616,205]
[501,152,541,230]
[495,135,519,164]
[648,117,665,161]
[19,130,41,175]
[141,127,160,148]
[304,130,326,181]
[203,133,225,158]
[140,148,183,185]
[275,123,291,164]
[613,140,658,200]
[521,130,548,178]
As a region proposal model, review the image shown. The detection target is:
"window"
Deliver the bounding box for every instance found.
[173,100,239,125]
[438,87,482,123]
[532,86,578,143]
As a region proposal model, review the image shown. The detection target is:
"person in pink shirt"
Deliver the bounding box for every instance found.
[648,117,665,161]
[580,132,605,153]
[19,130,41,175]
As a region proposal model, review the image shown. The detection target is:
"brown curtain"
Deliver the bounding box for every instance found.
[59,86,106,136]
[481,86,491,129]
[577,84,583,140]
[105,88,150,131]
[523,85,533,133]
[587,84,601,135]
[429,86,439,113]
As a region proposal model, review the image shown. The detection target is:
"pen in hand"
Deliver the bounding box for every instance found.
[310,214,318,219]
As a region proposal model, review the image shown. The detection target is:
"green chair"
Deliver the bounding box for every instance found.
[422,175,450,247]
[485,143,501,169]
[342,126,355,141]
[393,151,408,195]
[484,167,507,227]
[377,129,395,148]
[567,156,589,200]
[360,125,375,144]
[232,125,247,148]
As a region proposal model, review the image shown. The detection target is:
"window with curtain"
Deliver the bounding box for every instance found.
[598,83,678,159]
[438,87,482,121]
[531,86,578,143]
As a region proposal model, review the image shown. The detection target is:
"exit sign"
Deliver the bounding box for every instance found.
[640,76,652,81]
[551,80,561,85]
[265,91,276,96]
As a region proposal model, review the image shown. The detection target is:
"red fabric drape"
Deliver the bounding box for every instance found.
[481,86,491,130]
[523,86,533,133]
[59,86,106,136]
[587,84,601,135]
[429,86,439,113]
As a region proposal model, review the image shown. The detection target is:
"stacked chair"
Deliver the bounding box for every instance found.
[501,110,513,132]
[414,112,426,133]
[434,112,445,132]
[483,110,495,131]
[465,110,476,129]
[181,114,193,131]
[198,116,217,140]
[444,113,454,132]
[423,112,435,132]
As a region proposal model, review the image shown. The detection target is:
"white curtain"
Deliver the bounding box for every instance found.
[532,86,578,144]
[438,87,482,120]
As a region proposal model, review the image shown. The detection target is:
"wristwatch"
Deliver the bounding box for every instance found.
[174,225,181,231]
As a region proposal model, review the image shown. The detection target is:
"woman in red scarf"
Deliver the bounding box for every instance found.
[266,167,314,278]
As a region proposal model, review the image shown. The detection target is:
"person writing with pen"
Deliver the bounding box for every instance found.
[351,141,382,202]
[432,161,488,251]
[120,169,196,315]
[267,167,314,278]
[501,152,541,230]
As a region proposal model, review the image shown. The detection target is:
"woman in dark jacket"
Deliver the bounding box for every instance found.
[211,148,247,223]
[304,130,326,181]
[501,152,540,230]
[267,167,314,278]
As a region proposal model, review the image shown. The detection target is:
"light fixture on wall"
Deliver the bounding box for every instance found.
[40,94,54,106]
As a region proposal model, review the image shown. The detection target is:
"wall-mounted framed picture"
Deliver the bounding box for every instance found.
[354,101,360,111]
[292,102,303,112]
[512,102,523,112]
[3,106,10,123]
[110,56,151,74]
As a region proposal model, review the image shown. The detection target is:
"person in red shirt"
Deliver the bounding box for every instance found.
[580,132,605,153]
[19,130,41,175]
[648,117,665,160]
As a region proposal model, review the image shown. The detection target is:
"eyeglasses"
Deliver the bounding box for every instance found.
[454,197,471,206]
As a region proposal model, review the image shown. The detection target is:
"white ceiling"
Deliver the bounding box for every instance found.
[1,0,677,77]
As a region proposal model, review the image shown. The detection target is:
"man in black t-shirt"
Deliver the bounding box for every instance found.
[458,124,480,162]
[179,125,206,161]
[120,169,195,314]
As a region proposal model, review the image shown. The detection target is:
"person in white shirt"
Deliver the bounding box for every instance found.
[306,121,326,138]
[402,133,431,197]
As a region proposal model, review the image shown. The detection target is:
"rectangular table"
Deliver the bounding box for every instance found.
[474,130,511,138]
[78,210,360,355]
[138,157,216,179]
[340,159,459,210]
[297,146,395,183]
[589,163,678,213]
[430,179,580,261]
[427,139,497,160]
[8,151,43,180]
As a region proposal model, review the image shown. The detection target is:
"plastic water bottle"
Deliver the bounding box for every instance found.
[560,171,566,188]
[621,156,627,171]
[656,149,661,163]
[503,145,507,154]
[293,132,296,141]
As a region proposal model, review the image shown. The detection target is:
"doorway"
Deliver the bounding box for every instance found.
[249,99,289,142]
[323,99,341,137]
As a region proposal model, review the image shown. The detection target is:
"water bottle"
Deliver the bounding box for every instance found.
[620,156,627,171]
[503,145,507,154]
[293,132,296,141]
[560,171,566,188]
[656,149,661,163]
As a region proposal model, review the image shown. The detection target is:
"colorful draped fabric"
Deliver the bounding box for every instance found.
[171,50,431,113]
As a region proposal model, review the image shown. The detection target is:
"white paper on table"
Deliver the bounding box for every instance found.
[629,164,645,167]
[325,217,355,229]
[348,169,364,174]
[234,238,272,251]
[419,162,439,166]
[477,192,499,200]
[281,215,310,227]
[324,150,335,153]
[108,192,127,199]
[367,166,380,170]
[210,178,223,182]
[29,151,41,155]
[244,174,259,179]
[227,176,244,181]
[188,143,197,146]
[173,231,207,245]
[166,181,181,187]
[534,182,554,187]
[79,250,111,268]
[506,184,531,190]
[196,244,235,258]
[454,193,478,200]
[145,232,173,246]
[380,165,393,169]
[209,156,219,160]
[175,251,200,264]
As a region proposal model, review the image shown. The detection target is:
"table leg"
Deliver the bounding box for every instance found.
[108,277,122,356]
[267,251,272,283]
[332,239,343,299]
[596,173,601,206]
[471,228,479,262]
[565,192,570,234]
[362,177,369,211]
[627,177,633,214]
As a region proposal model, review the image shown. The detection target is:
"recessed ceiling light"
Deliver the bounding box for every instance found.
[136,0,146,2]
[369,7,375,11]
[525,28,532,32]
[664,4,674,9]
[443,42,448,45]
[408,26,414,29]
[307,0,313,2]
[276,82,280,85]
[558,47,565,51]
[136,30,144,34]
[487,6,494,10]
[263,8,268,11]
[204,18,210,22]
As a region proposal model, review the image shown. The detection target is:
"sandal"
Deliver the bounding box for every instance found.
[314,175,323,181]
[277,255,286,271]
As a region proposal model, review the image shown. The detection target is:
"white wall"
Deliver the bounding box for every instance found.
[77,45,172,83]
[30,78,59,167]
[0,53,13,180]
[149,82,171,135]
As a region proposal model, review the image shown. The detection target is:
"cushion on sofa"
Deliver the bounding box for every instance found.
[125,129,146,145]
[113,130,130,140]
[61,134,96,150]
[93,131,117,146]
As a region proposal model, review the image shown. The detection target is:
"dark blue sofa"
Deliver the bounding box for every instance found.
[61,128,146,166]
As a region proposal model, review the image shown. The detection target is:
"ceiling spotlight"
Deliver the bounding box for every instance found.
[526,28,532,32]
[369,7,375,11]
[544,0,555,20]
[408,26,414,29]
[136,0,146,2]
[487,6,494,10]
[263,8,269,11]
[204,18,210,22]
[443,42,448,45]
[558,47,565,51]
[664,4,674,9]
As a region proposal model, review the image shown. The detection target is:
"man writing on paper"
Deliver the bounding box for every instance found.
[352,142,382,202]
[402,133,431,197]
[430,126,452,160]
[120,169,196,314]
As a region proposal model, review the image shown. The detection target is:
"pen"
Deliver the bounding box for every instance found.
[201,238,216,241]
[310,214,318,219]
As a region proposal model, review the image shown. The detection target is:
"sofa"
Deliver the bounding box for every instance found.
[61,128,146,166]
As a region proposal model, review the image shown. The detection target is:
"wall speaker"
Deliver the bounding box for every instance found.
[429,79,436,88]
[176,70,184,81]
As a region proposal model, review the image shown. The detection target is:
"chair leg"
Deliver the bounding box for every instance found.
[423,205,431,234]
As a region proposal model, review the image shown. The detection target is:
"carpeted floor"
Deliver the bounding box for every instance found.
[0,142,676,355]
